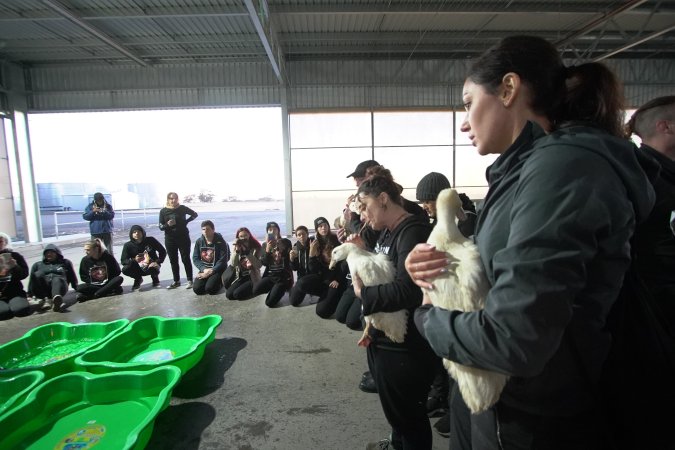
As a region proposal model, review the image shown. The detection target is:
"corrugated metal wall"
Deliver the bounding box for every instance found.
[16,58,675,112]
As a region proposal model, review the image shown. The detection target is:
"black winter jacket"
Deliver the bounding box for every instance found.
[79,251,121,285]
[27,244,78,295]
[120,225,167,267]
[417,122,655,416]
[0,249,28,300]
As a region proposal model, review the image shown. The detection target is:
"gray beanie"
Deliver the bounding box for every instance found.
[416,172,450,202]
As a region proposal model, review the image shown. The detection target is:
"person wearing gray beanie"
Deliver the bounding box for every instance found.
[416,172,451,220]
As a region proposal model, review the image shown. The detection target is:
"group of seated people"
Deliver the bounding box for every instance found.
[0,164,459,322]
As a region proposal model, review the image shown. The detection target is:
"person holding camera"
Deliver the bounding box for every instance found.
[0,232,31,320]
[159,192,198,289]
[225,227,262,300]
[192,220,230,295]
[289,217,346,316]
[253,221,293,307]
[120,224,166,290]
[290,225,313,280]
[83,192,115,256]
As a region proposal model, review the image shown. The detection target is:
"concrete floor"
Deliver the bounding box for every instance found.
[2,238,450,450]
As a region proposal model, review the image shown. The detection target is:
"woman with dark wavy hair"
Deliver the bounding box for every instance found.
[225,227,262,300]
[406,35,655,449]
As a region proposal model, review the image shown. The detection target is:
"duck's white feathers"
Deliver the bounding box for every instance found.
[426,188,508,414]
[330,244,408,343]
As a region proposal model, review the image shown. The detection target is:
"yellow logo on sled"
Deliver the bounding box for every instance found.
[54,422,106,449]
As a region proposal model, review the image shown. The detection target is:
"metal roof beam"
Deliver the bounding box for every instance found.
[0,6,248,21]
[593,24,675,60]
[243,0,284,83]
[554,0,649,47]
[40,0,148,67]
[269,2,671,14]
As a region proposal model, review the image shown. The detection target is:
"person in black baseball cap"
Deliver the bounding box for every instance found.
[346,160,380,183]
[339,160,380,242]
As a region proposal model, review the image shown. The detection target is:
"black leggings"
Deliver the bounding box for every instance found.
[165,237,192,282]
[335,285,364,330]
[192,273,223,295]
[289,274,344,318]
[0,296,31,320]
[31,275,68,299]
[122,262,160,280]
[367,341,437,450]
[252,277,289,307]
[76,276,124,299]
[226,277,253,300]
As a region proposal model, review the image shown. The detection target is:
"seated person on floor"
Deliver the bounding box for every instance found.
[254,221,293,307]
[120,224,166,290]
[289,217,346,317]
[225,227,263,300]
[76,238,124,301]
[192,220,231,295]
[0,232,31,320]
[27,243,77,312]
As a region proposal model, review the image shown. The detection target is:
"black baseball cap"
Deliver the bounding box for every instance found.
[346,160,379,178]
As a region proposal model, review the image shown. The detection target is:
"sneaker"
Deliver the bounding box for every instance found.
[76,293,88,302]
[366,438,394,449]
[433,411,451,438]
[151,274,161,287]
[167,281,180,289]
[186,280,193,289]
[28,296,47,309]
[132,278,142,291]
[359,371,377,394]
[426,395,448,418]
[52,294,63,312]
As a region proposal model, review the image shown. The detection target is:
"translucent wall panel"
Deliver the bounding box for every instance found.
[291,147,372,191]
[373,146,453,190]
[289,112,372,148]
[454,112,471,145]
[292,190,355,232]
[454,145,499,188]
[373,111,453,146]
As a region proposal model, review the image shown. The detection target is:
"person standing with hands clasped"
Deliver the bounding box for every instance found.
[406,35,656,449]
[159,192,198,290]
[83,192,115,256]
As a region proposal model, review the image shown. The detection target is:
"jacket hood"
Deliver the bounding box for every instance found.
[542,123,656,224]
[43,243,63,259]
[266,221,280,232]
[129,225,146,240]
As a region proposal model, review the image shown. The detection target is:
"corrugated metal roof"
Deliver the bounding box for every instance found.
[0,0,672,110]
[1,0,673,66]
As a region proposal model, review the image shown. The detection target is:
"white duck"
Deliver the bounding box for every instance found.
[426,188,508,414]
[329,243,408,345]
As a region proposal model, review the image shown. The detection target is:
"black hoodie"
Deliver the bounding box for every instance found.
[27,243,78,295]
[0,248,28,301]
[120,225,167,267]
